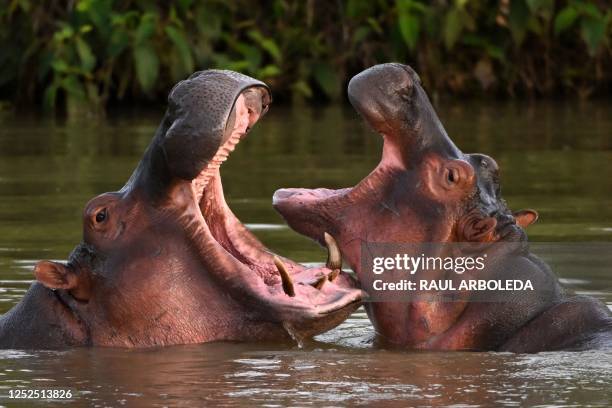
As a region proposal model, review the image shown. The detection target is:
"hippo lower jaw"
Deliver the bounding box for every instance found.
[182,106,363,338]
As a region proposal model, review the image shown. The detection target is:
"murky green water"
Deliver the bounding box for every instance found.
[0,101,611,406]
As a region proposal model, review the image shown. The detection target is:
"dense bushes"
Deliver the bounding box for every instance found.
[0,0,610,115]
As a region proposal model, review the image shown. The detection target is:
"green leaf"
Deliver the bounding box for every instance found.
[347,0,374,18]
[581,16,606,55]
[461,34,506,62]
[108,29,130,57]
[444,8,462,50]
[51,58,70,73]
[248,30,282,62]
[54,24,75,42]
[292,80,312,98]
[135,13,156,44]
[508,0,530,45]
[485,45,505,62]
[223,60,251,72]
[398,14,420,50]
[353,26,371,44]
[554,7,578,35]
[165,26,194,73]
[81,0,113,38]
[61,74,86,99]
[257,64,281,78]
[575,2,603,20]
[235,43,262,71]
[367,17,383,35]
[195,6,222,39]
[526,0,553,13]
[177,0,194,12]
[312,62,340,99]
[396,0,421,50]
[43,83,59,109]
[75,36,96,72]
[133,43,159,92]
[76,0,93,13]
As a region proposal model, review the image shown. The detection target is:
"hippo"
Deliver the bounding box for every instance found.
[273,63,612,352]
[0,70,363,349]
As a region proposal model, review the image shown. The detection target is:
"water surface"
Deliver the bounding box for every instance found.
[0,101,611,406]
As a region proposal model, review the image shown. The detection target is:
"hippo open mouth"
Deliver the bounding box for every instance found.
[186,89,363,326]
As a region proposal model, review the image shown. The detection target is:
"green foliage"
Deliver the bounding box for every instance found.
[554,1,609,55]
[0,0,610,115]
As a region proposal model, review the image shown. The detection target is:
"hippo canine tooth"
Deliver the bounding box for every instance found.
[312,275,327,290]
[324,232,342,270]
[273,256,295,297]
[328,269,340,282]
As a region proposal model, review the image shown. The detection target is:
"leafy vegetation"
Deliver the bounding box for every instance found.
[0,0,610,115]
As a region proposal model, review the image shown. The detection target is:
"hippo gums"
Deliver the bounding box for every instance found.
[273,63,612,352]
[0,70,363,349]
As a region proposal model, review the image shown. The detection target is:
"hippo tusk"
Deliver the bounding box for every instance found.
[328,269,340,282]
[273,256,295,297]
[324,232,342,270]
[312,275,327,290]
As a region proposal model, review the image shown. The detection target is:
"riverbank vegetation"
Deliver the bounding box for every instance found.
[1,0,610,115]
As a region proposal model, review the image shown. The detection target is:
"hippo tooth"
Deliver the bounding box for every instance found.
[328,269,340,282]
[312,275,327,290]
[324,232,342,270]
[190,129,245,195]
[273,256,295,297]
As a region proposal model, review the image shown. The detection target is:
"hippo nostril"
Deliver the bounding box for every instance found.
[272,189,299,204]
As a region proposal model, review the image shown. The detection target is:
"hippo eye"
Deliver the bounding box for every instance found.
[95,209,107,223]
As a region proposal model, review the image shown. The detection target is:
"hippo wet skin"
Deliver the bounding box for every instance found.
[0,70,363,349]
[273,63,612,352]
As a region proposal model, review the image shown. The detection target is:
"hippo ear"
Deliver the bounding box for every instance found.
[514,209,539,228]
[34,261,90,301]
[462,216,497,242]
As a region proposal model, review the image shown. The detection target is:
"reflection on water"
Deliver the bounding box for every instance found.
[0,321,610,406]
[0,101,611,405]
